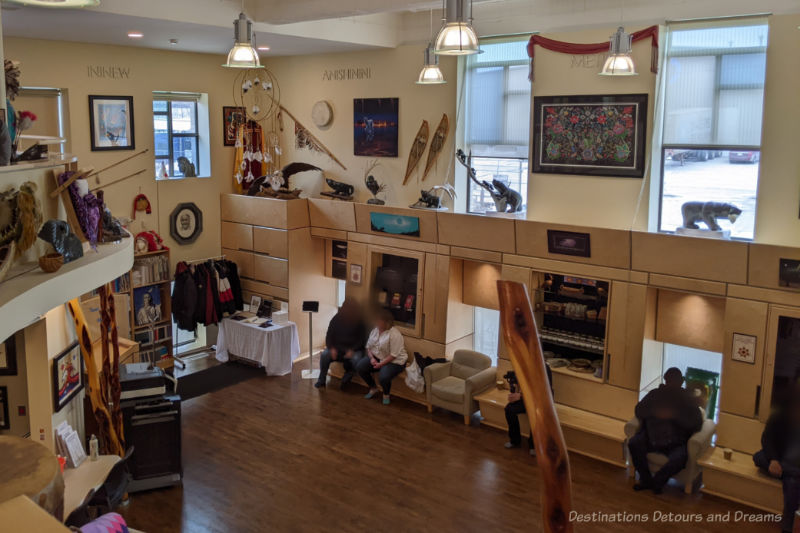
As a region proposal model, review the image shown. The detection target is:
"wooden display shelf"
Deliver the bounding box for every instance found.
[133,318,171,331]
[549,364,603,384]
[132,278,171,290]
[135,249,170,257]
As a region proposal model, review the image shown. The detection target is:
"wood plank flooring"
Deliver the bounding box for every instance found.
[118,366,780,533]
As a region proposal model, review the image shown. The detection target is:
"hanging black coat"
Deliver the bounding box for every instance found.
[225,260,244,311]
[172,262,198,332]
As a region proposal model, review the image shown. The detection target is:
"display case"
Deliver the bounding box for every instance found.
[760,306,800,421]
[532,272,610,381]
[368,246,425,338]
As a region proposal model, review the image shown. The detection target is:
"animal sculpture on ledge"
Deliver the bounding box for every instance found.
[680,201,741,231]
[456,149,523,213]
[320,178,355,201]
[246,162,321,199]
[38,219,83,264]
[410,183,456,210]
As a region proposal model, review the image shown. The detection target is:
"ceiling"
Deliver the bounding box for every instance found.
[1,0,799,57]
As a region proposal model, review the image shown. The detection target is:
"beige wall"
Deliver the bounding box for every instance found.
[3,38,239,268]
[263,45,458,208]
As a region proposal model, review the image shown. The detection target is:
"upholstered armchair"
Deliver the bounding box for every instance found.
[424,349,495,425]
[624,410,716,494]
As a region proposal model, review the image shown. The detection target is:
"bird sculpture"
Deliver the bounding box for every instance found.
[363,160,386,205]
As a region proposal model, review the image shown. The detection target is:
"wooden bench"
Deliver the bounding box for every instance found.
[699,446,782,514]
[327,359,427,405]
[474,387,627,467]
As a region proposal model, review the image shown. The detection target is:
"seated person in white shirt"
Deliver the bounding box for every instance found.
[356,309,408,406]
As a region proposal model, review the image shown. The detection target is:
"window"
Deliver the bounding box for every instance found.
[657,19,768,240]
[153,92,210,178]
[473,307,500,365]
[464,39,531,213]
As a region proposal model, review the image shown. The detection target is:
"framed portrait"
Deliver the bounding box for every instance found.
[0,335,17,376]
[0,386,8,430]
[88,95,135,151]
[134,286,162,327]
[250,295,262,312]
[350,264,363,285]
[52,342,84,413]
[223,106,246,146]
[732,333,757,364]
[169,202,203,245]
[354,97,399,157]
[547,230,591,258]
[532,94,648,178]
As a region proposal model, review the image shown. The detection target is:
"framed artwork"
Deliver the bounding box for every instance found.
[169,202,203,245]
[354,98,399,157]
[332,259,347,280]
[52,342,84,413]
[134,286,162,326]
[250,295,262,312]
[89,95,135,151]
[350,264,363,285]
[779,258,800,289]
[0,335,17,376]
[223,106,246,146]
[547,230,591,258]
[370,212,420,237]
[532,94,648,178]
[0,386,8,430]
[732,333,757,364]
[332,240,348,259]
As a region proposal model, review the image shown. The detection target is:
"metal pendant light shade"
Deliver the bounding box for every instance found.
[417,45,446,85]
[600,26,637,76]
[223,13,264,69]
[434,0,482,55]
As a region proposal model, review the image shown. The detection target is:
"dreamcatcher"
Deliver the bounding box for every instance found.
[231,68,282,193]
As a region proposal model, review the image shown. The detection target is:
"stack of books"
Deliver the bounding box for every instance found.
[131,254,170,287]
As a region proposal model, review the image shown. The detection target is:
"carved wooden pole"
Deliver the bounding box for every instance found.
[497,280,573,533]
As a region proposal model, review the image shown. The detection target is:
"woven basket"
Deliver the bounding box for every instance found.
[39,252,64,273]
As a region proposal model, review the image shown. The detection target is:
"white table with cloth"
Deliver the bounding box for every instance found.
[215,318,300,375]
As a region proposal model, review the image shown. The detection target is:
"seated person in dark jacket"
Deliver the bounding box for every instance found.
[753,389,800,533]
[627,367,703,494]
[315,299,367,389]
[504,365,553,456]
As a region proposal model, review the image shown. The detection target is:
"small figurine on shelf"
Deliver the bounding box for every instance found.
[320,178,355,201]
[38,220,83,264]
[680,201,741,232]
[246,162,319,199]
[409,183,455,211]
[363,160,386,205]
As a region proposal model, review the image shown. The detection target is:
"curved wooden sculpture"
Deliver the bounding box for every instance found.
[403,120,429,185]
[422,114,449,181]
[497,280,573,533]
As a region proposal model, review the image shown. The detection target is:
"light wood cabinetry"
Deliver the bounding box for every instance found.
[719,298,768,418]
[422,254,450,344]
[759,305,800,422]
[253,227,289,258]
[606,282,653,390]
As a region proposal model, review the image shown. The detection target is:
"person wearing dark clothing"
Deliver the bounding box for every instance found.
[753,392,800,532]
[315,299,367,389]
[628,367,703,494]
[504,365,553,456]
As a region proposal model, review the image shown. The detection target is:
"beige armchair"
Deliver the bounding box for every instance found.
[624,411,716,494]
[424,350,495,425]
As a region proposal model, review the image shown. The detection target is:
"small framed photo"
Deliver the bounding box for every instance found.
[0,335,17,376]
[547,230,591,258]
[88,95,135,151]
[779,258,800,289]
[52,341,84,413]
[732,333,757,364]
[223,106,246,146]
[250,295,262,312]
[0,386,9,430]
[350,264,363,285]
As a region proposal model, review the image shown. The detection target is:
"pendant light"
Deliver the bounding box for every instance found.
[599,26,637,76]
[434,0,482,56]
[7,0,99,6]
[417,11,446,85]
[223,12,264,69]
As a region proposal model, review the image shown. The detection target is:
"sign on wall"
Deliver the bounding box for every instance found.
[87,66,131,79]
[322,67,372,81]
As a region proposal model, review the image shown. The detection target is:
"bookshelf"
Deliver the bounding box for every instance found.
[113,249,173,364]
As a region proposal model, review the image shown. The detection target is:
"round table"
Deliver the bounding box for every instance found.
[0,435,64,520]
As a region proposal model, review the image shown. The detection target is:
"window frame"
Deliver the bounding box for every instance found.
[466,156,529,214]
[153,97,200,179]
[656,24,767,240]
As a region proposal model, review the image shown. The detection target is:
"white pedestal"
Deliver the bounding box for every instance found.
[676,227,731,240]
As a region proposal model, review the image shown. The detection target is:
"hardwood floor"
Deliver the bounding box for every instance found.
[118,366,780,533]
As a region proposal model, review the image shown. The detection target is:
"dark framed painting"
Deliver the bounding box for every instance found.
[370,212,420,237]
[223,106,246,146]
[354,98,399,157]
[89,95,135,151]
[0,335,17,376]
[547,230,591,258]
[52,341,84,413]
[0,386,8,430]
[169,202,203,245]
[779,258,800,289]
[532,94,648,178]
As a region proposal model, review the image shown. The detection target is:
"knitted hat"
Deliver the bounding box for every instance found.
[132,194,151,219]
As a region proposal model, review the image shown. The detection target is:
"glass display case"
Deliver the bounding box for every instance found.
[762,309,800,420]
[532,272,610,381]
[369,246,424,337]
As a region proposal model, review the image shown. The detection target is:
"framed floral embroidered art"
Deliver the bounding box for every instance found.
[532,94,648,178]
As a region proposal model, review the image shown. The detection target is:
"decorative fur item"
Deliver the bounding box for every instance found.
[681,201,742,231]
[38,220,83,264]
[4,60,20,102]
[457,149,523,213]
[15,181,42,255]
[135,230,168,252]
[0,119,11,167]
[246,162,321,196]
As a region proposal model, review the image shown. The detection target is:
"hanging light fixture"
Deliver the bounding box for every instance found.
[600,26,637,76]
[223,12,264,69]
[7,0,99,6]
[434,0,482,56]
[417,11,446,85]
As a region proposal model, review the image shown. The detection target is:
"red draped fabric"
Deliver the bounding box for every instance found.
[526,25,659,81]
